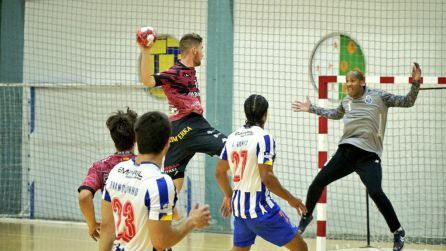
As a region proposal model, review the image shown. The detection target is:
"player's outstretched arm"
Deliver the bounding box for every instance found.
[78,190,100,241]
[380,63,422,108]
[138,45,156,87]
[259,164,307,215]
[292,96,344,120]
[148,204,211,250]
[215,159,233,218]
[137,27,157,87]
[98,200,115,251]
[292,96,312,112]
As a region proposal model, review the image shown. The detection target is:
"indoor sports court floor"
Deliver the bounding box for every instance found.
[1,219,444,251]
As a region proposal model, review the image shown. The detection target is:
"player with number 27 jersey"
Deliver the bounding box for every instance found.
[216,95,307,250]
[102,158,177,251]
[220,125,278,218]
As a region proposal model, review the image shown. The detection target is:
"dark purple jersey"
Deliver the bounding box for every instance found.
[154,62,203,121]
[78,152,134,195]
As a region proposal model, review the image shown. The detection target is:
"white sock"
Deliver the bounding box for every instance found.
[394,227,403,234]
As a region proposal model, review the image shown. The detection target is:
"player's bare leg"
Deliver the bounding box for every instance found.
[173,177,184,192]
[283,233,308,251]
[172,178,185,221]
[232,246,251,251]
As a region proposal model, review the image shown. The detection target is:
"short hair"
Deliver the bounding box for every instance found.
[244,94,269,127]
[179,33,203,54]
[134,111,171,154]
[348,69,365,81]
[106,108,138,151]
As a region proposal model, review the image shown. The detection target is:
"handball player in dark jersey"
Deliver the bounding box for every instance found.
[138,31,226,204]
[78,108,137,241]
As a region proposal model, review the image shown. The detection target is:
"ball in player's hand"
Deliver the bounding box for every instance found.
[137,26,157,47]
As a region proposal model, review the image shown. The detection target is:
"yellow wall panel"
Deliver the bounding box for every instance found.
[150,38,167,54]
[159,54,174,72]
[167,36,179,47]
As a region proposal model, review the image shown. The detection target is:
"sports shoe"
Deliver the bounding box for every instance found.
[393,228,405,251]
[297,215,313,235]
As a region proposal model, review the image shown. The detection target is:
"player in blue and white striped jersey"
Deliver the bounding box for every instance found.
[216,95,308,251]
[99,111,211,251]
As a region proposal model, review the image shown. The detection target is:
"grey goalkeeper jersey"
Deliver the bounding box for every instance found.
[309,82,420,156]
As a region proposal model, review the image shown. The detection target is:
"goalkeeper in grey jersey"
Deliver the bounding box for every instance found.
[292,63,421,251]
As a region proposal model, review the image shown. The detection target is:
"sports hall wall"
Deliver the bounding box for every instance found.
[2,0,444,243]
[21,0,208,222]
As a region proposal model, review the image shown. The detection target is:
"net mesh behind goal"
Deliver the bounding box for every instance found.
[3,0,209,223]
[320,77,446,244]
[232,0,445,245]
[0,0,445,247]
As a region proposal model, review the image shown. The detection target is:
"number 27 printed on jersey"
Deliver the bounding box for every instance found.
[231,150,248,182]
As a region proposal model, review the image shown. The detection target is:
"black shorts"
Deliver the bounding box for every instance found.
[163,113,227,180]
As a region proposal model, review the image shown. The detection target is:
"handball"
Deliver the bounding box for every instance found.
[137,26,157,47]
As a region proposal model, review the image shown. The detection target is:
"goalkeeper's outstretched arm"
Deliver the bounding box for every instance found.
[292,96,345,120]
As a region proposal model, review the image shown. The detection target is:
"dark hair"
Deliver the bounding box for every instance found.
[179,33,203,54]
[348,69,365,81]
[244,94,269,127]
[106,108,137,151]
[134,111,171,154]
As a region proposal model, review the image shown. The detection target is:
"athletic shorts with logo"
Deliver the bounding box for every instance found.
[163,113,226,179]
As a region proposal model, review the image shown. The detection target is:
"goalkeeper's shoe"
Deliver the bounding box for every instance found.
[393,228,405,251]
[297,215,313,235]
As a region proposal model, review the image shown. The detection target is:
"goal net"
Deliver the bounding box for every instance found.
[0,0,444,248]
